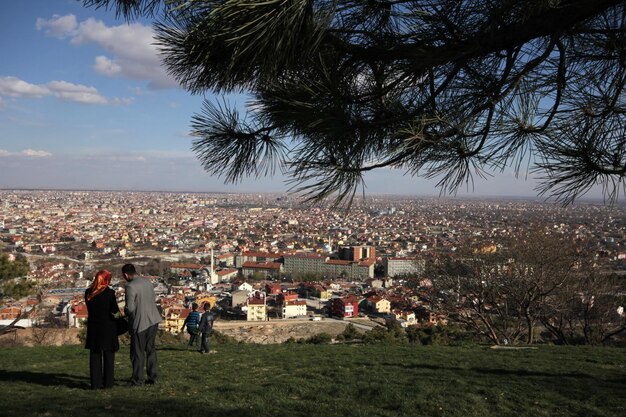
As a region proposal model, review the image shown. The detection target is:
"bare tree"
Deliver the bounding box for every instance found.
[434,230,579,345]
[507,232,579,343]
[433,254,521,345]
[541,261,626,345]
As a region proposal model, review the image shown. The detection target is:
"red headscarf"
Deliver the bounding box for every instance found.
[86,270,112,301]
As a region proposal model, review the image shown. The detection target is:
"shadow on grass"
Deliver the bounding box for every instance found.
[157,346,192,352]
[368,362,606,380]
[414,364,597,379]
[0,370,89,389]
[115,400,260,417]
[0,388,270,417]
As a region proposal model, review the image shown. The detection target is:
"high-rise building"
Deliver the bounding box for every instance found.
[338,245,376,262]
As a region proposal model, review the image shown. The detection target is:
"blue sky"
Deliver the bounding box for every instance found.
[0,0,602,199]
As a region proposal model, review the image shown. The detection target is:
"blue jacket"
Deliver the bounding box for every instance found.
[183,311,201,332]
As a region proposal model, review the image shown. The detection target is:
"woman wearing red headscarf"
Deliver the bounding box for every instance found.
[85,270,121,389]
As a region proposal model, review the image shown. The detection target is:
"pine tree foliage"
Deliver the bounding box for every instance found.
[84,0,626,205]
[0,254,29,284]
[0,253,31,299]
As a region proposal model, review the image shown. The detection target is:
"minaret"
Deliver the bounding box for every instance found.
[210,246,219,284]
[204,242,218,288]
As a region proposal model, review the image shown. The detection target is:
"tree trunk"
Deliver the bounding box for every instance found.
[525,308,534,344]
[476,311,500,345]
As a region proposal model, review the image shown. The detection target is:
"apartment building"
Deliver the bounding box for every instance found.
[383,257,425,277]
[247,291,267,321]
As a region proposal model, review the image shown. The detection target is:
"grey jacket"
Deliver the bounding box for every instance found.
[199,311,214,333]
[125,276,161,333]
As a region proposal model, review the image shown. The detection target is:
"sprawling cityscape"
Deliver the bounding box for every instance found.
[1,189,624,345]
[2,1,626,415]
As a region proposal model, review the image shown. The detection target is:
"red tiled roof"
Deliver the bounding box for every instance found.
[248,297,266,305]
[217,268,238,276]
[242,251,282,258]
[285,300,307,306]
[242,261,281,270]
[281,293,298,301]
[167,308,190,319]
[72,303,88,318]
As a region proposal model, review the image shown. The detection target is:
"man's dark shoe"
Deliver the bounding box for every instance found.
[146,379,158,385]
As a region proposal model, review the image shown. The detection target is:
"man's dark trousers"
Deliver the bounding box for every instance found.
[130,323,158,385]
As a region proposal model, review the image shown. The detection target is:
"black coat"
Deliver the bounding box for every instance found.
[85,287,120,352]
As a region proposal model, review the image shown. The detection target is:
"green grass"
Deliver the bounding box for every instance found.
[0,343,624,417]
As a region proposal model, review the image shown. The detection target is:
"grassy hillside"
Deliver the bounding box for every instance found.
[0,343,624,417]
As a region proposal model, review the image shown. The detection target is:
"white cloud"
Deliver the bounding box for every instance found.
[37,13,177,88]
[0,76,132,106]
[0,149,53,158]
[0,76,50,98]
[129,86,146,96]
[35,14,77,39]
[0,96,5,110]
[69,17,177,89]
[144,150,196,159]
[111,97,134,105]
[93,55,122,76]
[47,80,107,104]
[74,150,192,161]
[22,149,53,158]
[107,155,146,162]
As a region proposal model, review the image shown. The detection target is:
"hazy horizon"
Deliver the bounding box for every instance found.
[0,186,618,205]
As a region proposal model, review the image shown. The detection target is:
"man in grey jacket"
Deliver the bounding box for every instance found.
[123,263,161,386]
